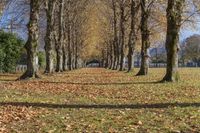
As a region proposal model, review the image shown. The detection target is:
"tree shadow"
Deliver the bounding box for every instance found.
[0,102,200,109]
[40,81,160,86]
[0,79,16,82]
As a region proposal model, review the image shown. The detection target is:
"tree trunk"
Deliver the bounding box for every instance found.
[119,2,125,71]
[105,43,109,68]
[137,49,149,75]
[62,19,68,70]
[74,34,78,69]
[67,25,72,70]
[109,42,113,69]
[136,0,150,76]
[162,0,185,82]
[63,24,68,71]
[72,29,76,70]
[112,41,117,70]
[63,44,68,71]
[66,0,72,71]
[56,0,64,72]
[75,44,78,69]
[127,0,139,72]
[44,0,56,74]
[111,0,119,70]
[19,0,40,80]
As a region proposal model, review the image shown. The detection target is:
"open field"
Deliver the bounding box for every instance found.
[0,68,200,132]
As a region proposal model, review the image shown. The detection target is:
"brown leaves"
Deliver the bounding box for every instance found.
[0,68,200,132]
[0,106,41,132]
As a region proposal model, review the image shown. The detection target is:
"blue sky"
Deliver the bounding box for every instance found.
[181,28,200,41]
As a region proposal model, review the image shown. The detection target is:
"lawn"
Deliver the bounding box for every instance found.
[0,68,200,132]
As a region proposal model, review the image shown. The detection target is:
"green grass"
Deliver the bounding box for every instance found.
[0,68,200,132]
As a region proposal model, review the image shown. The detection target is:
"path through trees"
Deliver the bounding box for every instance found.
[3,0,195,82]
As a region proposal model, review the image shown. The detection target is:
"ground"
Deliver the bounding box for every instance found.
[0,68,200,132]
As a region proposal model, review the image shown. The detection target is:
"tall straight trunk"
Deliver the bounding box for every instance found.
[75,41,78,69]
[162,0,185,82]
[74,31,78,69]
[66,0,72,70]
[63,43,68,71]
[105,42,109,68]
[56,0,64,72]
[63,24,68,71]
[136,0,150,76]
[72,29,76,69]
[111,0,119,70]
[19,0,40,80]
[127,0,139,72]
[119,2,125,71]
[67,26,72,70]
[112,41,117,70]
[44,0,56,74]
[109,42,113,69]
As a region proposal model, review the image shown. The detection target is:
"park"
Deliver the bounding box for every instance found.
[0,0,200,132]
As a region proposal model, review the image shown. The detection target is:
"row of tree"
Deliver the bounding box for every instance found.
[1,0,200,82]
[17,0,90,79]
[98,0,199,82]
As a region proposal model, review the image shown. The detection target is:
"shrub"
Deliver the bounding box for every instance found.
[0,31,24,73]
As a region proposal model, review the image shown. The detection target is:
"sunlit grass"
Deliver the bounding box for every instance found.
[0,68,200,132]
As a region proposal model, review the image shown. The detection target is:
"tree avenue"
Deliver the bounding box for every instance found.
[1,0,199,82]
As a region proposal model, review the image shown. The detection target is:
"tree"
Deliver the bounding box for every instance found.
[162,0,185,82]
[111,0,119,70]
[127,0,140,72]
[19,0,40,80]
[44,0,56,74]
[184,34,200,66]
[118,0,126,71]
[136,0,154,76]
[55,0,64,72]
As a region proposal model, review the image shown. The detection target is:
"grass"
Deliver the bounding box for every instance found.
[0,68,200,132]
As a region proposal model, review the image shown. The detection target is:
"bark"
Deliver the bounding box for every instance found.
[112,41,117,70]
[119,1,125,71]
[111,0,119,70]
[72,29,76,69]
[162,0,185,82]
[67,25,72,70]
[56,0,64,72]
[63,22,68,71]
[63,43,68,71]
[67,0,72,71]
[44,0,56,74]
[75,44,78,69]
[109,42,113,69]
[105,43,109,68]
[127,0,139,72]
[19,0,40,80]
[136,0,150,76]
[74,33,78,69]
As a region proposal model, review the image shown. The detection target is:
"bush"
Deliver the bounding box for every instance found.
[0,31,24,73]
[38,51,46,69]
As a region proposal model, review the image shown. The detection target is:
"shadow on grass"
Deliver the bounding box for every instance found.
[0,79,16,81]
[0,102,200,109]
[40,81,160,85]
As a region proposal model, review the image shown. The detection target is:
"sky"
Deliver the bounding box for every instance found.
[181,28,200,41]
